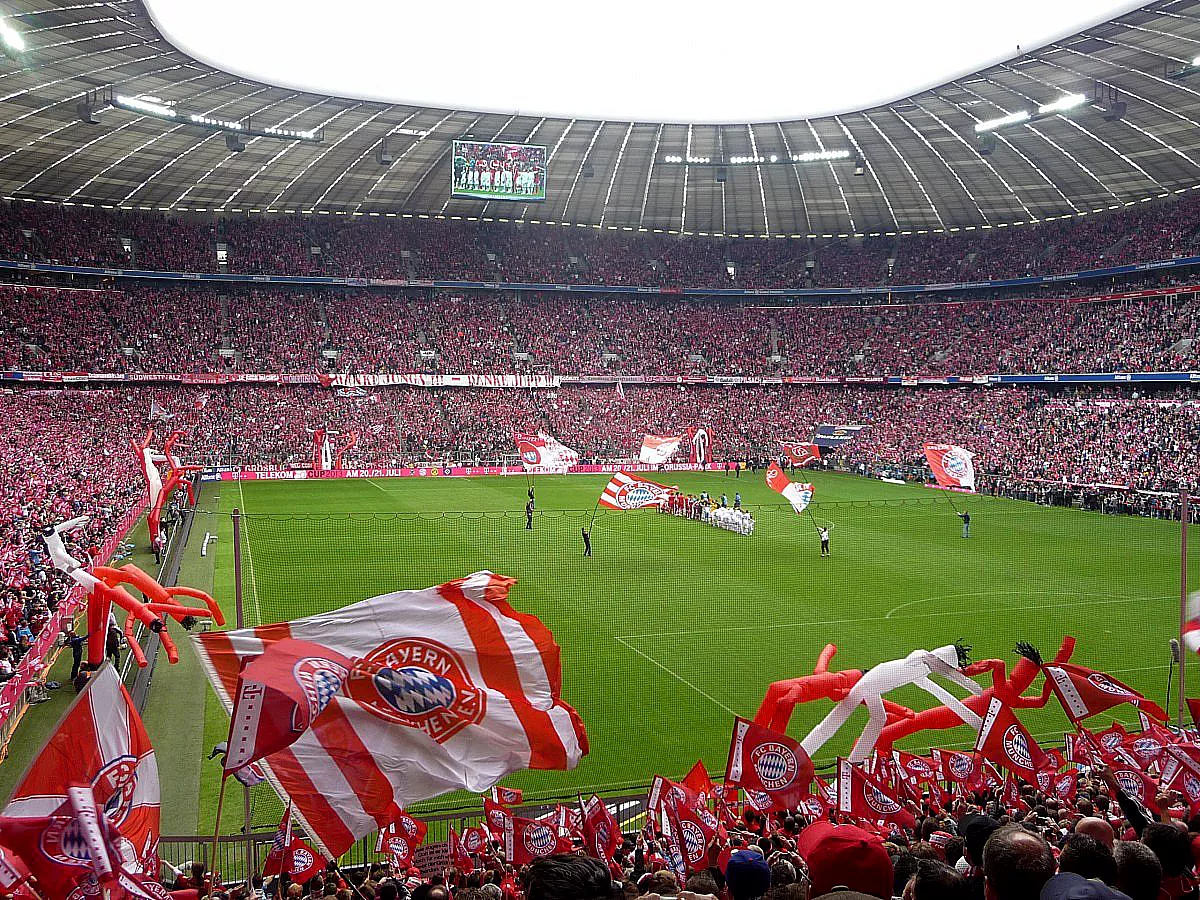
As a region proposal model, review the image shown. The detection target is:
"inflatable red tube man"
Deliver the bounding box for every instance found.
[131,428,202,551]
[43,517,224,675]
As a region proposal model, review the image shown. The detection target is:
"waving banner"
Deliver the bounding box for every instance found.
[194,571,588,857]
[923,443,977,491]
[725,717,814,811]
[598,472,677,510]
[514,433,579,472]
[639,434,683,465]
[779,442,820,467]
[765,462,814,514]
[813,424,869,449]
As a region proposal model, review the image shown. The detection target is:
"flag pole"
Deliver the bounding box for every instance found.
[209,774,229,885]
[587,494,602,533]
[806,509,823,536]
[1179,489,1190,730]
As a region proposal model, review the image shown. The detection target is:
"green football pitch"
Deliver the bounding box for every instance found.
[137,469,1193,834]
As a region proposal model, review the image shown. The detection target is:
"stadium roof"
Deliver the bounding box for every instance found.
[3,0,1200,237]
[146,1,1142,124]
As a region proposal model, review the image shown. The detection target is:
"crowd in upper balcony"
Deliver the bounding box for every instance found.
[2,191,1200,288]
[0,283,1194,377]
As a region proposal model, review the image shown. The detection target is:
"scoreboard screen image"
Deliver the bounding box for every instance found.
[452,140,547,202]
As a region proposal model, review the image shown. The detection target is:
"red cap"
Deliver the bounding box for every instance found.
[795,821,893,899]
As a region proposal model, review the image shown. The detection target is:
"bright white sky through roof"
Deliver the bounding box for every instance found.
[146,0,1145,123]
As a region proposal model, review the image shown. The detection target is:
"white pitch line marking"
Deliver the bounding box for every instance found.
[614,636,738,717]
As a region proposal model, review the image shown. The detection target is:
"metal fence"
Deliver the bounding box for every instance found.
[160,790,653,883]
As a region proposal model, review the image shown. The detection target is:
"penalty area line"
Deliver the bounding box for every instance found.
[613,636,739,718]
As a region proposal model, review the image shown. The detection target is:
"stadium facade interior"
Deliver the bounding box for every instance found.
[0,1,1199,898]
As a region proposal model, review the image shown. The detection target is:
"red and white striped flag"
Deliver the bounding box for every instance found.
[194,571,589,857]
[638,434,682,465]
[0,665,161,899]
[765,462,813,514]
[598,472,676,510]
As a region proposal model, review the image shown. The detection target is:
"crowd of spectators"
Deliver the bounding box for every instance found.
[1,283,1196,377]
[1,383,1193,495]
[161,758,1200,899]
[0,390,144,685]
[3,190,1200,289]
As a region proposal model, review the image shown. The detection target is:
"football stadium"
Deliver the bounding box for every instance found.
[0,1,1199,897]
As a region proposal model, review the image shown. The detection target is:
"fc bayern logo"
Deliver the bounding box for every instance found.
[864,785,901,815]
[346,638,485,742]
[1087,673,1130,697]
[517,441,541,465]
[680,821,705,859]
[751,743,799,791]
[386,837,411,864]
[907,759,934,778]
[465,830,484,852]
[91,756,139,827]
[1002,726,1034,770]
[1185,774,1200,801]
[291,848,315,874]
[614,484,656,509]
[294,656,350,723]
[944,450,969,478]
[1132,738,1161,759]
[523,824,556,857]
[399,817,419,838]
[947,753,974,779]
[1116,771,1144,800]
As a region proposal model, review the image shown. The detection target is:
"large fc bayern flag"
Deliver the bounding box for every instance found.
[923,443,977,491]
[598,472,676,510]
[194,572,588,858]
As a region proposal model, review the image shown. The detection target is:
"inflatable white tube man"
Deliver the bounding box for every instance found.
[800,645,983,763]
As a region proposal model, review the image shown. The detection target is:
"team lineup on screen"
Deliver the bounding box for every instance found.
[452,140,547,201]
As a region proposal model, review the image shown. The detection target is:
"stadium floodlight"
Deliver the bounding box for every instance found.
[1037,92,1086,115]
[791,149,852,163]
[974,110,1030,133]
[0,14,24,55]
[191,114,241,130]
[662,150,855,167]
[115,94,177,118]
[103,85,322,142]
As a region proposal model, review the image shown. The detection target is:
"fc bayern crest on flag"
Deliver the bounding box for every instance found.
[679,820,705,860]
[751,743,799,791]
[864,783,902,815]
[1003,726,1034,771]
[1088,672,1131,696]
[516,440,541,466]
[345,637,485,742]
[946,753,975,780]
[293,656,350,724]
[523,823,556,857]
